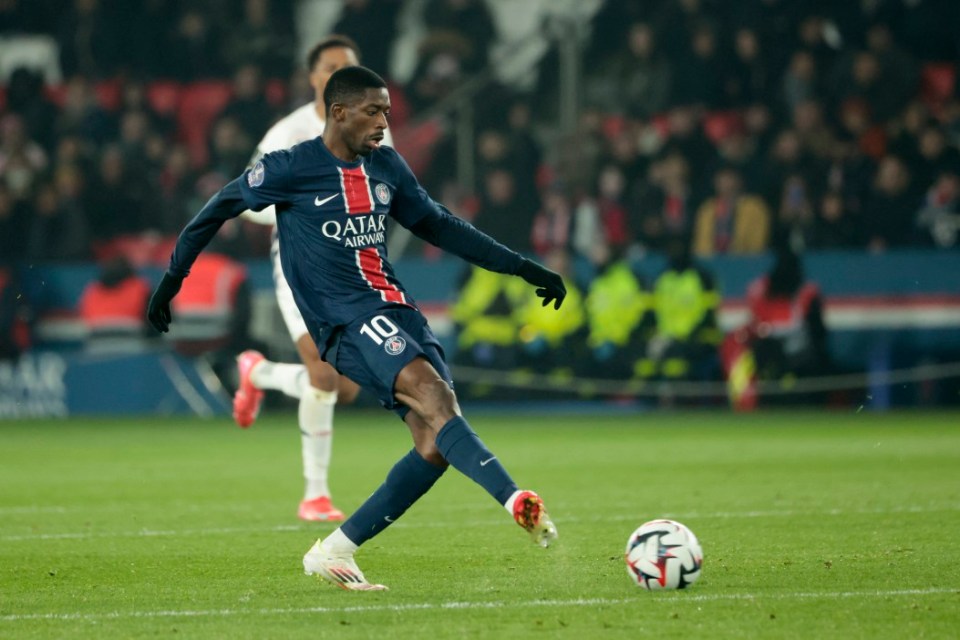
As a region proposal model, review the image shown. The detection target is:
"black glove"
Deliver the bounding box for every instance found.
[517,259,566,310]
[147,272,184,333]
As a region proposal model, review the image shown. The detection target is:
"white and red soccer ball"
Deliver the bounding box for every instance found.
[625,519,703,590]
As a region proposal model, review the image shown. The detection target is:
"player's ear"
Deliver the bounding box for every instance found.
[330,103,346,122]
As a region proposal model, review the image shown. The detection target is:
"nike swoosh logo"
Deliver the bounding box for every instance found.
[480,456,497,467]
[384,516,394,523]
[315,193,340,207]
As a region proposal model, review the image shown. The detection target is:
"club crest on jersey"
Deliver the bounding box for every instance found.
[384,335,406,356]
[247,161,265,187]
[374,183,391,205]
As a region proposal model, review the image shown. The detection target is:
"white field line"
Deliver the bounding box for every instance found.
[2,504,959,543]
[1,588,957,623]
[0,502,271,515]
[0,524,304,542]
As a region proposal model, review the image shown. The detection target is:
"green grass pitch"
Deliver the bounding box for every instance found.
[1,409,958,639]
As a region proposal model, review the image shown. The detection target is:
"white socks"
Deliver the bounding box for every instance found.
[249,361,310,399]
[322,528,358,556]
[503,490,523,515]
[301,386,337,500]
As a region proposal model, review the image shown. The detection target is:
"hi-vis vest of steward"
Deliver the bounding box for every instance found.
[653,268,719,340]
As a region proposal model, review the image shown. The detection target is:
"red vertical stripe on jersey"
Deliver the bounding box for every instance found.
[339,166,375,215]
[356,248,406,304]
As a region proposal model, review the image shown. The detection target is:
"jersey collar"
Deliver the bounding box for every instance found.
[317,136,364,169]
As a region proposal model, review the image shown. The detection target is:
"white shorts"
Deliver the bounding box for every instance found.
[271,229,310,343]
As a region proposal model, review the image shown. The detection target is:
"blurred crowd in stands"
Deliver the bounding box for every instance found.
[1,0,959,399]
[1,0,959,269]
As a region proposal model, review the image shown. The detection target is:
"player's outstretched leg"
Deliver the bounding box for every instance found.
[434,416,558,548]
[233,350,267,428]
[234,351,313,427]
[234,351,311,428]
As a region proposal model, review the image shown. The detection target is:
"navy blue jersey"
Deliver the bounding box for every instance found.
[239,140,430,348]
[167,137,525,356]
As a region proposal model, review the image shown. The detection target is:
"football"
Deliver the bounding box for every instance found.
[625,519,703,590]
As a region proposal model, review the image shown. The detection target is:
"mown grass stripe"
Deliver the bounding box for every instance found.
[2,588,956,623]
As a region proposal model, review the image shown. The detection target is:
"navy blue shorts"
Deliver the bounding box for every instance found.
[328,307,453,417]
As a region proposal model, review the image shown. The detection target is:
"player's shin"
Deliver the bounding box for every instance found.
[434,416,518,505]
[339,448,446,547]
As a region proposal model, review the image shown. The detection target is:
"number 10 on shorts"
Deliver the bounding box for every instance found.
[359,315,400,345]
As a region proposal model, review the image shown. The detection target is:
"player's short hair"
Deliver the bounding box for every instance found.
[323,66,387,111]
[306,35,361,71]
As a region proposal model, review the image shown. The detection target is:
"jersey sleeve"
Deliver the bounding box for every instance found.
[384,147,524,274]
[169,178,248,277]
[239,146,278,225]
[238,149,293,212]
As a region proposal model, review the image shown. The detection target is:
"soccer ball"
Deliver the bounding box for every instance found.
[625,519,703,590]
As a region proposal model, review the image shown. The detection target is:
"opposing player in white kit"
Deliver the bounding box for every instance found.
[233,36,390,522]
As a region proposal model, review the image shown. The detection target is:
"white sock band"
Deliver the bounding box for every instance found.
[503,490,523,515]
[322,528,358,556]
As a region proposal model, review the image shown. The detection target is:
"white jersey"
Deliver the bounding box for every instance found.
[242,102,393,226]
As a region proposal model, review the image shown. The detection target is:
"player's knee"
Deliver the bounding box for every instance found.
[414,378,457,420]
[305,359,338,392]
[415,440,447,466]
[413,435,448,467]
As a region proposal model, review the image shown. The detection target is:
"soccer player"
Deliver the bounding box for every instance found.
[234,36,392,523]
[148,66,565,591]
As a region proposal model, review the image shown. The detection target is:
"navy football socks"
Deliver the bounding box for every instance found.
[435,416,518,505]
[340,448,446,546]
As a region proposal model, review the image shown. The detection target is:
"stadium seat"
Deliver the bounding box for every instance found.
[601,114,627,141]
[390,118,443,177]
[264,78,287,108]
[386,81,410,130]
[649,113,671,139]
[920,62,957,112]
[92,234,174,268]
[176,80,233,168]
[42,83,67,108]
[146,81,182,116]
[703,110,743,144]
[94,79,122,111]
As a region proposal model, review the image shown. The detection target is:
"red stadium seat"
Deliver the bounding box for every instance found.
[94,79,122,111]
[90,234,180,268]
[649,114,671,138]
[385,81,411,130]
[601,114,627,141]
[920,62,956,112]
[42,83,67,108]
[264,78,287,108]
[390,118,443,177]
[146,81,182,116]
[702,110,743,144]
[176,80,233,168]
[535,162,556,191]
